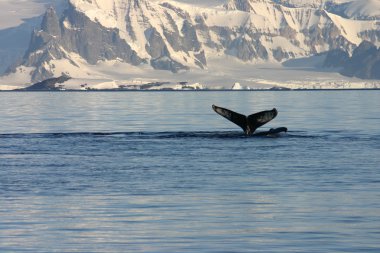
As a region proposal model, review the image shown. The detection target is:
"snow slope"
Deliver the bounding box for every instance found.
[67,0,380,59]
[343,0,380,20]
[70,0,205,67]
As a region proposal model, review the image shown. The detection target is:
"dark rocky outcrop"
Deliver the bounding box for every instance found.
[18,5,144,82]
[323,49,350,68]
[341,41,380,79]
[22,75,71,91]
[324,41,380,79]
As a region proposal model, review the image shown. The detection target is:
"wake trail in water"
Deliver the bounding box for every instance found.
[0,130,375,141]
[0,131,287,140]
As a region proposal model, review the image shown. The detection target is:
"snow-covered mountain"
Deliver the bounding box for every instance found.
[329,0,380,20]
[1,0,380,89]
[348,0,380,20]
[274,0,380,19]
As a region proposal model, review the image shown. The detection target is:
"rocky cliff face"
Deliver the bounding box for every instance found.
[7,0,380,82]
[22,5,143,81]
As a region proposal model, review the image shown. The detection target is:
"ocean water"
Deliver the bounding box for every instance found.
[0,91,379,252]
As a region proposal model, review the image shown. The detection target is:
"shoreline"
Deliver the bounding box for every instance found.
[1,88,380,92]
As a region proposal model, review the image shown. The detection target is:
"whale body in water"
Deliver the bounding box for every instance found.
[212,104,287,136]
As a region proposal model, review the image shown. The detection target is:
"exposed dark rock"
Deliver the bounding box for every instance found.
[151,57,189,73]
[181,20,201,52]
[273,48,293,62]
[61,4,143,65]
[194,50,207,68]
[41,7,61,37]
[323,49,350,68]
[324,41,380,79]
[145,28,169,59]
[225,0,253,12]
[340,41,380,79]
[22,75,71,91]
[14,4,144,82]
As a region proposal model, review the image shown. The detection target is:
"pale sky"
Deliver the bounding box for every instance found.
[0,0,63,29]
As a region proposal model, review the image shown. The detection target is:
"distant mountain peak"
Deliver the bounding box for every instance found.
[225,0,270,11]
[41,6,61,37]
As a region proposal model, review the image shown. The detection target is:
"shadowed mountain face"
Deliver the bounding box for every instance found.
[323,49,350,68]
[4,0,380,82]
[340,41,380,79]
[21,4,144,81]
[324,41,380,79]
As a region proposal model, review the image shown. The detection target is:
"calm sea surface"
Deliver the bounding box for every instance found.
[0,91,379,252]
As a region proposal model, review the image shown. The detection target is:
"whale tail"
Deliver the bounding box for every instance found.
[212,105,278,135]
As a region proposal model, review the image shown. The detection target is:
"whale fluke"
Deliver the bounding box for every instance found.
[212,105,278,135]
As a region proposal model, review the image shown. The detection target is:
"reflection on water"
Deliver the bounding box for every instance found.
[0,91,380,252]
